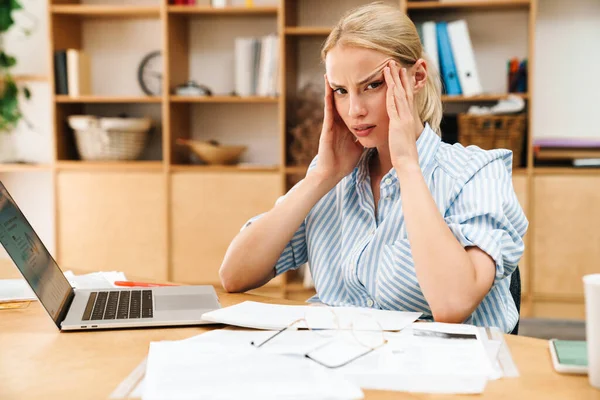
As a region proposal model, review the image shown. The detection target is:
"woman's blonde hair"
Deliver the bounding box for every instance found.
[321,2,443,135]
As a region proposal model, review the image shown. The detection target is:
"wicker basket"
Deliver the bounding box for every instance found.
[457,113,526,167]
[68,116,151,161]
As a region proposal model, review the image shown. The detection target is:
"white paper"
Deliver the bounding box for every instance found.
[143,340,364,400]
[184,328,490,394]
[114,326,510,398]
[191,329,337,356]
[64,270,127,290]
[330,331,491,394]
[200,301,421,331]
[0,278,36,303]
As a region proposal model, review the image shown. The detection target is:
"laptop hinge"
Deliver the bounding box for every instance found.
[56,289,76,330]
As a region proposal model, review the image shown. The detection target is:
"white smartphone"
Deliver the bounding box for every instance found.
[548,338,588,375]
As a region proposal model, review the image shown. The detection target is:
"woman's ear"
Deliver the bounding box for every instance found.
[411,58,428,94]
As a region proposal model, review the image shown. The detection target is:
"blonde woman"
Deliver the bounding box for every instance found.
[219,2,528,333]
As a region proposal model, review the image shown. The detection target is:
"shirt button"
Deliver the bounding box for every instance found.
[384,178,392,185]
[367,299,374,307]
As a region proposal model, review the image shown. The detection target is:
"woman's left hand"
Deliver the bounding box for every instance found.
[383,60,421,169]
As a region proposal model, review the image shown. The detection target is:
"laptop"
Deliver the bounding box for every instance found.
[0,180,221,331]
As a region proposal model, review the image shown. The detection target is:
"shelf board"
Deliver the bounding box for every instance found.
[51,5,160,18]
[533,167,600,176]
[406,0,530,11]
[170,95,278,104]
[442,93,528,102]
[0,163,53,172]
[56,161,164,171]
[285,166,309,175]
[13,75,48,82]
[171,165,280,173]
[285,27,332,36]
[168,5,278,15]
[55,95,162,104]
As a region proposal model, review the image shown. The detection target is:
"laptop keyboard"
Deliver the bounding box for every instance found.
[82,290,153,321]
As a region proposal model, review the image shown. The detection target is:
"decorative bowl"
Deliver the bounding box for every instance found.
[176,139,247,165]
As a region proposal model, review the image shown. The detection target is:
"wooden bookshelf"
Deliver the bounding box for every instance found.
[169,95,278,104]
[51,5,161,18]
[167,5,278,16]
[285,165,308,175]
[55,161,163,171]
[406,0,531,11]
[170,165,280,173]
[41,0,595,319]
[13,75,49,82]
[284,27,331,36]
[0,163,53,172]
[441,93,528,102]
[55,95,162,104]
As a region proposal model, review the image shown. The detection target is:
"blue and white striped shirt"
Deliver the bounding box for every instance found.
[246,123,528,333]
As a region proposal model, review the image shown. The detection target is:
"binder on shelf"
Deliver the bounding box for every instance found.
[436,22,462,96]
[53,50,69,95]
[66,49,91,97]
[235,35,279,97]
[447,19,482,96]
[421,21,440,76]
[234,37,257,96]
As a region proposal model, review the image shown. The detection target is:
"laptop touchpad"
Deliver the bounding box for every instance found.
[154,295,210,311]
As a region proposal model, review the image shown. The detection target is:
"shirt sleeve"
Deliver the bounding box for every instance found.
[443,154,529,283]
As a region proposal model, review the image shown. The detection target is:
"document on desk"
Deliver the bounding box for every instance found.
[0,279,36,303]
[143,340,364,400]
[183,327,490,394]
[200,301,422,331]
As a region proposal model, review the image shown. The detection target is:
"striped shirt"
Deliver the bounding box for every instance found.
[245,123,528,333]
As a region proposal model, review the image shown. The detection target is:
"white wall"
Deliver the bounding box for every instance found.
[532,0,600,138]
[2,0,599,263]
[1,0,54,262]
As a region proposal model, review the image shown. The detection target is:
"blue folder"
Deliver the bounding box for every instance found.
[436,22,462,96]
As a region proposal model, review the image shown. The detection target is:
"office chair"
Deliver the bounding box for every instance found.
[509,266,521,335]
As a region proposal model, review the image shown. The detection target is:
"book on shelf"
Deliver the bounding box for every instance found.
[417,19,483,97]
[533,137,600,162]
[234,34,279,97]
[53,49,91,96]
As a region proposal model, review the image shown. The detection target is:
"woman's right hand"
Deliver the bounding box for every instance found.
[312,74,364,184]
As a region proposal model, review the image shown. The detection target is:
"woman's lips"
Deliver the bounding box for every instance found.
[353,125,376,137]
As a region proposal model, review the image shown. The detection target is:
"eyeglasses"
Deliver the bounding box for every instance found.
[250,307,388,369]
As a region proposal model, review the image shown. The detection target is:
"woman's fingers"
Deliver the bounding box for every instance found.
[323,74,333,131]
[383,66,398,119]
[400,66,414,109]
[389,61,410,118]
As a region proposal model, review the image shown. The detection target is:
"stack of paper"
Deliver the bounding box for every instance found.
[113,324,518,398]
[111,302,520,399]
[200,301,422,331]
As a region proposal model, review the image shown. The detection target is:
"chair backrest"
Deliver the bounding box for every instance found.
[509,266,521,335]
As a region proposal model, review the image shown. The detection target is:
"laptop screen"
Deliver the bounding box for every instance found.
[0,182,73,326]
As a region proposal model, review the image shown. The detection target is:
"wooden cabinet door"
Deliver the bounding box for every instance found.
[533,175,600,297]
[171,171,282,285]
[57,172,167,280]
[512,174,529,294]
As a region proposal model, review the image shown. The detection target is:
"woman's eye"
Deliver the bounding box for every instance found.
[333,88,347,95]
[367,81,383,90]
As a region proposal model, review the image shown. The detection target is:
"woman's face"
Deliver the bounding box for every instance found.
[325,45,393,149]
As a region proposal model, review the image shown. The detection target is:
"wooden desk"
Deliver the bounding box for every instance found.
[0,265,598,399]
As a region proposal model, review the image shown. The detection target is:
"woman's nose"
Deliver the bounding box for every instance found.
[348,95,367,119]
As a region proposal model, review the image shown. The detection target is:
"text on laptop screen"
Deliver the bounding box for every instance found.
[0,183,72,323]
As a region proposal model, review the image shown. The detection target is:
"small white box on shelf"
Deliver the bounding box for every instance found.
[211,0,228,7]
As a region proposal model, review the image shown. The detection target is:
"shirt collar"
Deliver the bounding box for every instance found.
[354,122,441,184]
